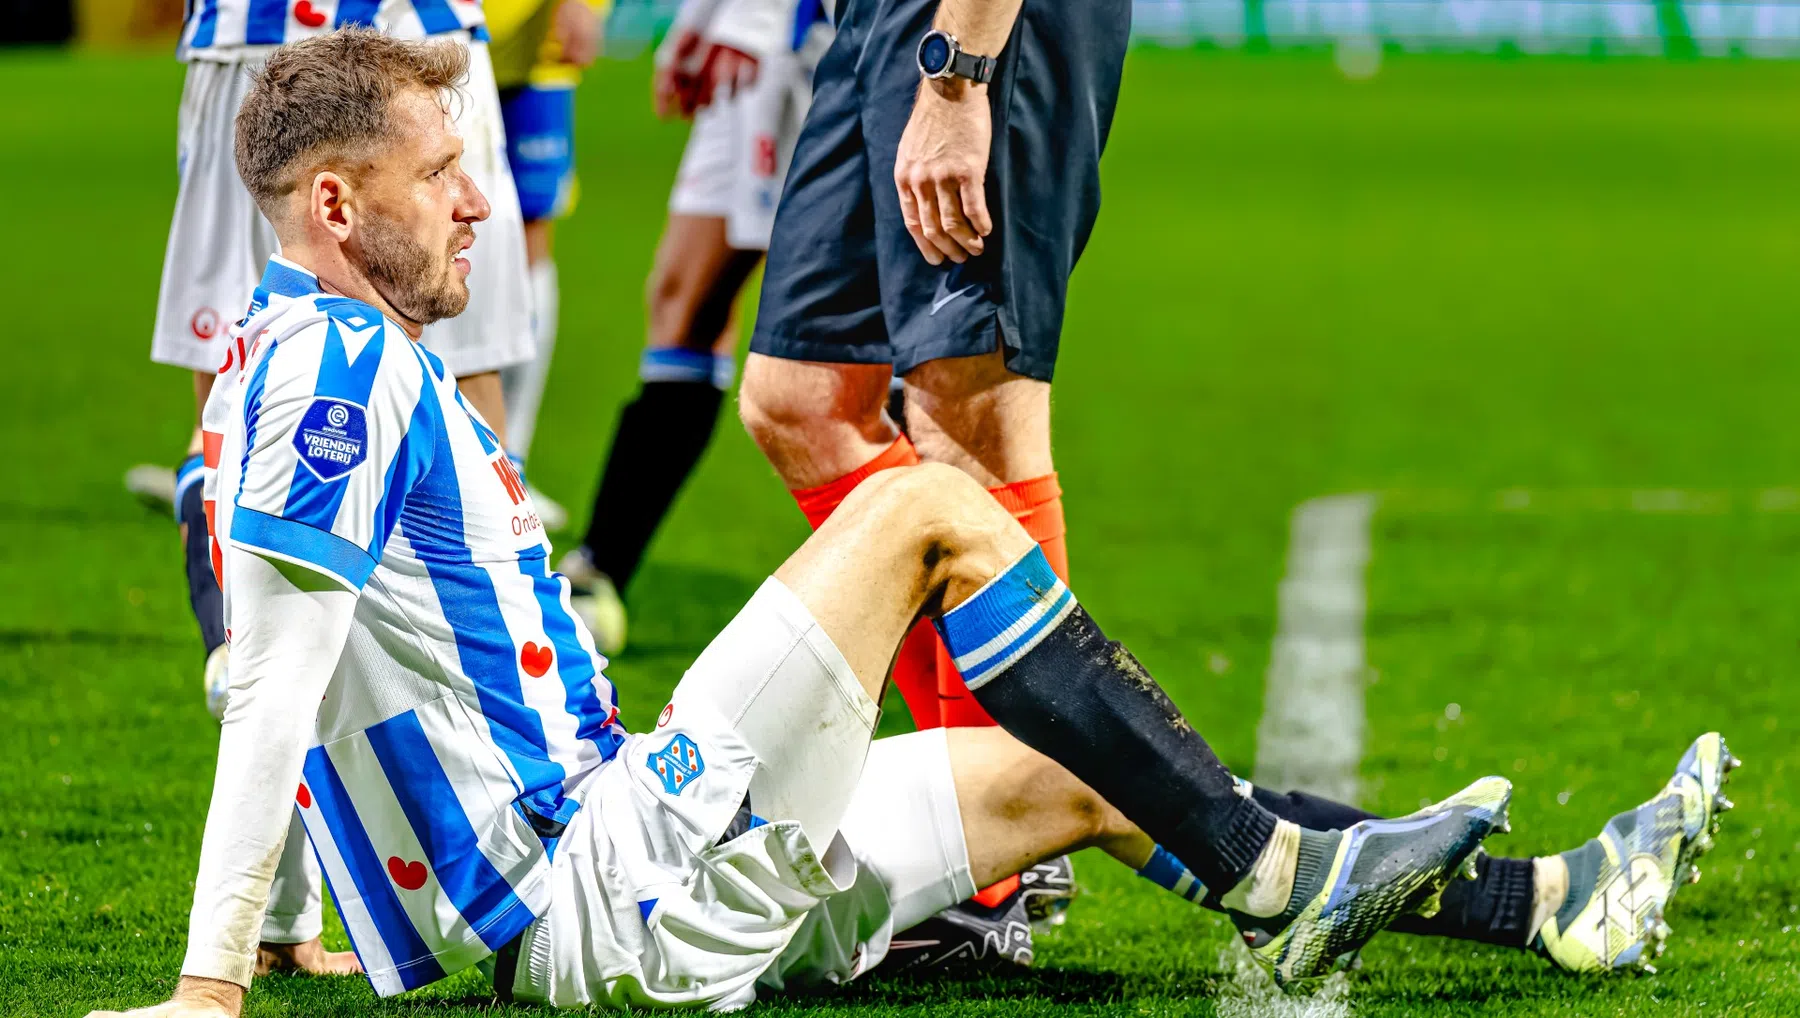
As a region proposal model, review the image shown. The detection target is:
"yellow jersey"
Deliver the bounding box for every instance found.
[487,0,610,91]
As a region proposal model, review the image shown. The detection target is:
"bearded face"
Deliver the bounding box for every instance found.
[359,208,474,325]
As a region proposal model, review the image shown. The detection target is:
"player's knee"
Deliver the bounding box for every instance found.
[738,357,885,454]
[856,464,1029,603]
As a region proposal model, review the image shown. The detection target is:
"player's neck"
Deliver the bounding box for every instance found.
[279,241,426,340]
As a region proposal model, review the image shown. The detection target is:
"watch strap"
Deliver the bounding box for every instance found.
[949,47,996,84]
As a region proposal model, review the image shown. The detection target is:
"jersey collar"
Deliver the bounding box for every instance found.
[259,254,322,298]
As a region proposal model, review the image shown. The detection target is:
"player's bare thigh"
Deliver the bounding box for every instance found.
[771,463,1035,698]
[647,214,762,354]
[903,347,1053,487]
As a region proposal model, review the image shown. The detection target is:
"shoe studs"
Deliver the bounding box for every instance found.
[1695,832,1715,855]
[1687,865,1702,885]
[1459,855,1480,881]
[1715,794,1736,813]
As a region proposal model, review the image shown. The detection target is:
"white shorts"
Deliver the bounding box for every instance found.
[151,42,534,378]
[508,579,973,1010]
[667,34,827,252]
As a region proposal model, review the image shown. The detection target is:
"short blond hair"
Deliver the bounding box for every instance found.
[234,27,469,221]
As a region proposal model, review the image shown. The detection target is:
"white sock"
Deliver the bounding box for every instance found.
[502,258,559,460]
[1221,819,1302,918]
[1528,855,1569,940]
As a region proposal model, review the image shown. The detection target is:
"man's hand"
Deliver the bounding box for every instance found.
[695,43,759,108]
[553,0,603,66]
[653,29,704,119]
[85,976,244,1018]
[894,80,993,265]
[255,937,363,976]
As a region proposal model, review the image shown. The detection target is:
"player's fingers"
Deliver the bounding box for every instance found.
[912,175,965,263]
[933,176,983,257]
[960,173,993,239]
[895,176,942,266]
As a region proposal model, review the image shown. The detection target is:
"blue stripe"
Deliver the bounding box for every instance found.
[281,315,386,530]
[174,454,206,520]
[453,389,500,455]
[957,584,1074,686]
[412,0,463,36]
[189,0,219,48]
[363,711,538,950]
[368,358,441,564]
[334,0,380,27]
[244,0,289,44]
[304,747,448,991]
[520,556,628,761]
[230,506,378,588]
[470,23,489,42]
[1137,845,1205,901]
[400,410,567,821]
[235,345,277,504]
[259,258,320,298]
[639,347,728,387]
[936,546,1065,661]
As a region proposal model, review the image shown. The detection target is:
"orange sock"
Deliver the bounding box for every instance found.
[935,473,1069,729]
[790,434,921,528]
[788,435,940,729]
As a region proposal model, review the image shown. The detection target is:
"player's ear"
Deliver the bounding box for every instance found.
[311,171,355,242]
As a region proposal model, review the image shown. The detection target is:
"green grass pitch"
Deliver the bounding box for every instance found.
[4,44,1800,1017]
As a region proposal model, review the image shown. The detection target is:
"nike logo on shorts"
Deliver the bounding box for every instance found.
[930,277,983,315]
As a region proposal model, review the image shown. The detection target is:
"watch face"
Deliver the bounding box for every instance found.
[919,33,952,75]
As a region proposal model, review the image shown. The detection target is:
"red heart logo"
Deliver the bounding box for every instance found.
[293,0,327,27]
[520,641,553,677]
[387,856,428,890]
[296,783,313,809]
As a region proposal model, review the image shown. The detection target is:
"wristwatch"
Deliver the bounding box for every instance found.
[916,29,996,85]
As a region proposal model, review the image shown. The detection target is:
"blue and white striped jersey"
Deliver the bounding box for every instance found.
[179,0,488,61]
[200,256,626,995]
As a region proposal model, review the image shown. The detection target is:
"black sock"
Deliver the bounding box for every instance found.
[581,375,724,590]
[1250,784,1380,831]
[1389,853,1537,947]
[934,547,1278,894]
[177,456,226,656]
[1245,782,1539,948]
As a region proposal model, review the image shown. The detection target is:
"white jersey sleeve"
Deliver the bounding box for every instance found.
[705,0,793,57]
[181,551,359,987]
[226,302,440,592]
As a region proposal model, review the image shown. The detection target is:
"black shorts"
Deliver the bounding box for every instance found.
[749,0,1131,382]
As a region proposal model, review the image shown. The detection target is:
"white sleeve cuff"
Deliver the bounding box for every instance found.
[181,944,257,989]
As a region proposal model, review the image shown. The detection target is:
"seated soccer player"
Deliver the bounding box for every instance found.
[87,30,1737,1018]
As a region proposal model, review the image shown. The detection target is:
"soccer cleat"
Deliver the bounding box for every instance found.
[1239,775,1512,990]
[203,644,231,721]
[1019,855,1078,928]
[876,888,1034,973]
[527,483,569,532]
[557,548,628,656]
[125,464,177,516]
[1535,732,1738,974]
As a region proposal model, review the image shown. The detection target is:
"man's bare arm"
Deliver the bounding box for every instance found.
[894,0,1025,265]
[87,553,357,1018]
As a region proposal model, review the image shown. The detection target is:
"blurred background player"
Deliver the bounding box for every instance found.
[488,0,610,531]
[557,0,834,655]
[118,0,537,973]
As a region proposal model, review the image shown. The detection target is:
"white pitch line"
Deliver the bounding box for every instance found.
[1253,493,1378,807]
